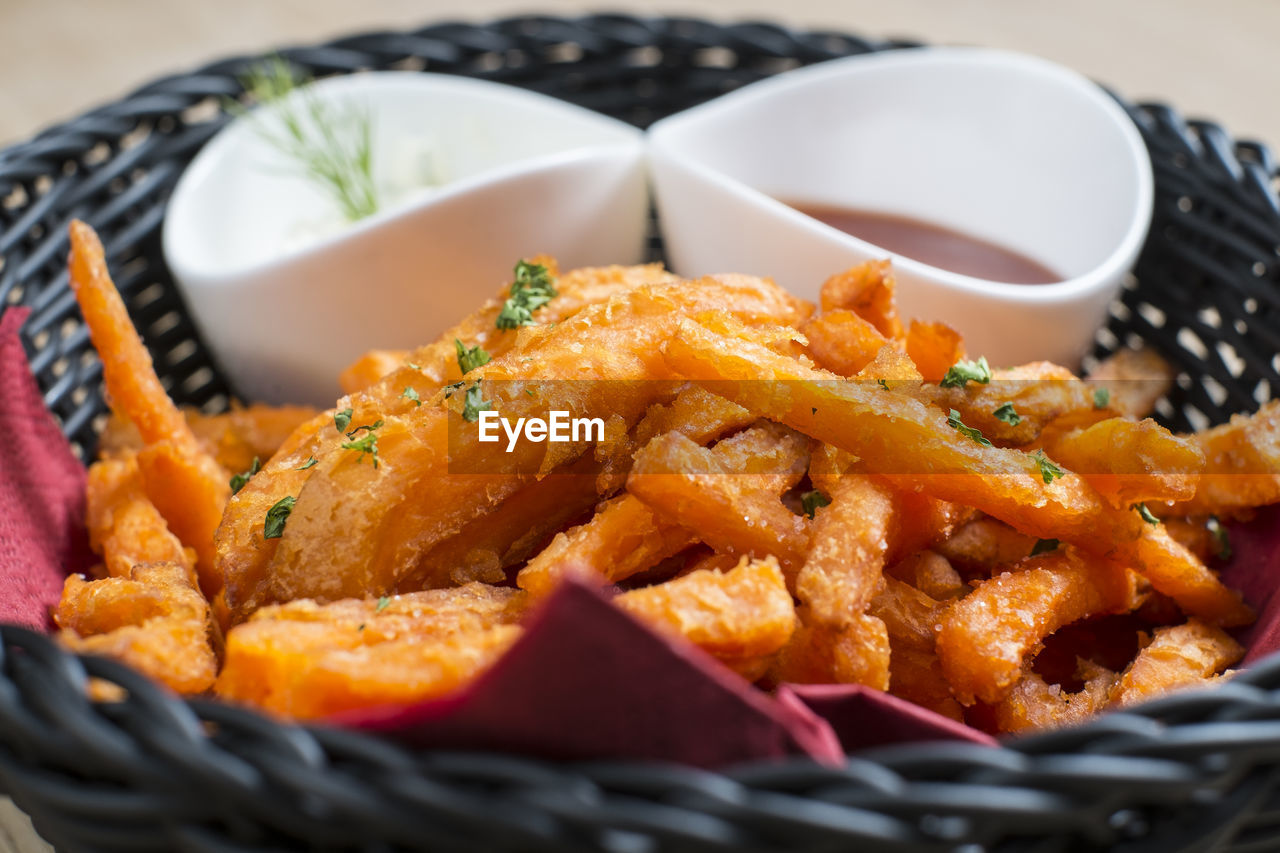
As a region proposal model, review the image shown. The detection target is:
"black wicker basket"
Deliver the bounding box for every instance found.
[2,14,1280,853]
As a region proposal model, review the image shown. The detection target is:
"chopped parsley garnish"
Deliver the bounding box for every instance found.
[800,489,832,519]
[1133,502,1160,525]
[346,419,383,439]
[1030,538,1061,557]
[375,596,391,613]
[443,380,465,398]
[877,378,890,391]
[455,339,491,374]
[462,382,492,423]
[296,456,318,470]
[496,260,557,329]
[993,402,1022,426]
[811,407,818,415]
[264,495,297,539]
[1093,387,1111,409]
[1032,449,1066,484]
[1207,515,1232,561]
[940,356,992,389]
[229,456,261,495]
[402,386,421,407]
[334,407,353,433]
[947,409,992,447]
[525,387,535,396]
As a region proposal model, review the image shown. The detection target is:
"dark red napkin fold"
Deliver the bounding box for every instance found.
[0,307,92,630]
[1219,506,1280,664]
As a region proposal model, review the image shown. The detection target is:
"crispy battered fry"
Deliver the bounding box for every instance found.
[1110,619,1242,707]
[1170,401,1280,517]
[936,517,1039,575]
[1086,347,1176,418]
[615,556,796,680]
[57,561,216,695]
[99,404,319,474]
[339,349,411,394]
[993,660,1118,733]
[905,320,965,383]
[796,476,894,625]
[769,610,891,690]
[69,221,229,594]
[1039,418,1203,509]
[936,548,1139,705]
[1116,525,1252,627]
[888,551,967,600]
[216,584,525,718]
[868,576,945,652]
[801,310,888,376]
[664,316,1138,548]
[518,495,696,596]
[818,260,905,342]
[85,455,194,579]
[627,423,811,573]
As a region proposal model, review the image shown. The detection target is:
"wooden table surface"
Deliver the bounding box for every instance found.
[2,0,1278,849]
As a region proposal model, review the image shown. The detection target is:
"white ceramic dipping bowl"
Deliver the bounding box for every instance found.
[164,72,648,405]
[648,48,1153,369]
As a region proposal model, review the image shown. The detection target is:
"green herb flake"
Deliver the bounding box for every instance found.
[443,381,465,398]
[346,418,384,439]
[406,361,423,371]
[462,383,492,423]
[1133,502,1160,525]
[334,408,353,433]
[263,495,297,539]
[357,623,365,632]
[525,387,535,397]
[454,339,491,374]
[1207,515,1232,561]
[1030,538,1061,557]
[811,407,818,415]
[1032,450,1066,484]
[947,409,992,447]
[800,489,832,519]
[402,386,421,407]
[341,432,380,468]
[940,356,992,389]
[229,456,261,495]
[1093,387,1111,409]
[993,402,1022,426]
[296,456,318,471]
[877,379,890,391]
[496,260,558,330]
[375,596,391,613]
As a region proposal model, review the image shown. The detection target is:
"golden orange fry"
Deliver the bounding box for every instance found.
[1110,619,1242,707]
[69,221,229,595]
[614,556,796,679]
[216,584,525,719]
[936,548,1139,705]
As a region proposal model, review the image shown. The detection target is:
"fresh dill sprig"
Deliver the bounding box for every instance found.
[234,56,378,222]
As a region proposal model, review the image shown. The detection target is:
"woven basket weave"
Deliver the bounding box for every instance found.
[2,15,1279,853]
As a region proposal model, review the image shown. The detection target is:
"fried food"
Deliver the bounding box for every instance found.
[69,221,229,595]
[905,320,965,383]
[56,561,216,695]
[1171,401,1280,517]
[627,422,811,574]
[1038,417,1203,509]
[1110,619,1242,707]
[615,556,796,679]
[216,584,525,718]
[63,222,1258,735]
[936,548,1139,705]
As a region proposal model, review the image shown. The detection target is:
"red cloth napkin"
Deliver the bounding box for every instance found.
[1219,505,1280,664]
[0,307,92,630]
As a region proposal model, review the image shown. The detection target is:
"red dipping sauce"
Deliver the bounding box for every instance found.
[786,204,1062,285]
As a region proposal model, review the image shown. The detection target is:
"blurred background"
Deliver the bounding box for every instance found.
[4,0,1280,147]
